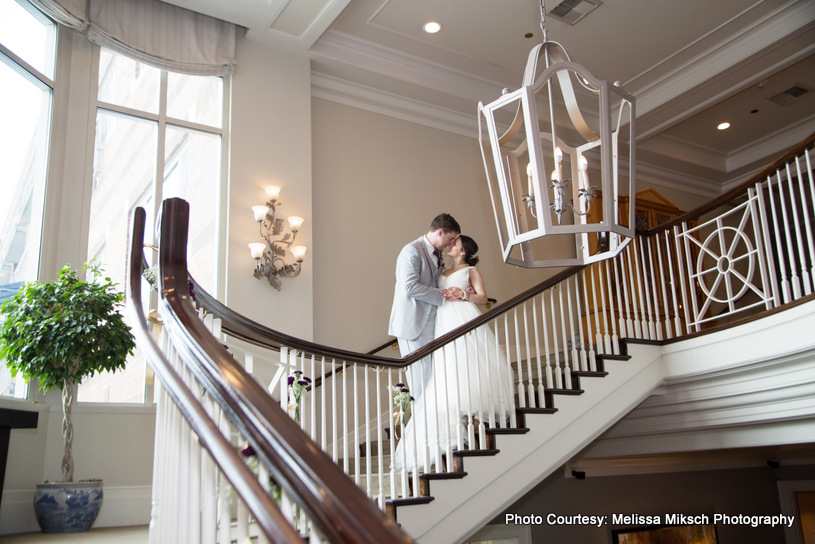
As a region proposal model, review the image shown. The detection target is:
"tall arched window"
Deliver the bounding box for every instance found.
[79,47,227,403]
[0,1,56,399]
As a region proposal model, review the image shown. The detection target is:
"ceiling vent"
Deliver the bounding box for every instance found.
[767,83,812,106]
[547,0,602,25]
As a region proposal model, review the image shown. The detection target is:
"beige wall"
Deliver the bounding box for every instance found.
[225,39,315,340]
[310,99,559,352]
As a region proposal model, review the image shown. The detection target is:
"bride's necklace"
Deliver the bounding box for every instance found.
[445,263,467,275]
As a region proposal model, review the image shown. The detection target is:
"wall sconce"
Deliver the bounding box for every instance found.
[248,185,307,291]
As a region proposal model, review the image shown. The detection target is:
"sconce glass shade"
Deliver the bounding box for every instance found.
[291,245,307,262]
[252,206,269,222]
[248,242,266,259]
[265,185,281,201]
[478,43,636,268]
[287,216,304,232]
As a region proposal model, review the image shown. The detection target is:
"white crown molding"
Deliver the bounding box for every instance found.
[635,0,815,119]
[727,115,815,172]
[311,71,478,138]
[310,30,506,103]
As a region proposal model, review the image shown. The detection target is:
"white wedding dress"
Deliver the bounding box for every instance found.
[393,267,515,473]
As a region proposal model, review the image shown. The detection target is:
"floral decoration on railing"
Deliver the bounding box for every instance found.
[389,383,414,438]
[287,370,311,424]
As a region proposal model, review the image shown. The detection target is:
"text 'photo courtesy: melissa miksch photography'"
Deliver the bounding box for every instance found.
[504,512,797,528]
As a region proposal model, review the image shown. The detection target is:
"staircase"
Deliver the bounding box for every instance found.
[388,342,664,543]
[126,135,815,543]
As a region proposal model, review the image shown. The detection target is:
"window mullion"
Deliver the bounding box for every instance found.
[155,70,169,209]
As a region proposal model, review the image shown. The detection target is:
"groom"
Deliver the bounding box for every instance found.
[388,213,463,398]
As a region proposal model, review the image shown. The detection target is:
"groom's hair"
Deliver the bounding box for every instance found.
[429,213,460,235]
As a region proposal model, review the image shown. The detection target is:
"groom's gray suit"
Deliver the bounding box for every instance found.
[388,236,444,397]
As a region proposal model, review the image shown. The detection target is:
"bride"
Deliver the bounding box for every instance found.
[394,235,515,474]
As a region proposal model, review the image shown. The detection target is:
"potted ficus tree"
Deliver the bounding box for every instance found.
[0,262,135,533]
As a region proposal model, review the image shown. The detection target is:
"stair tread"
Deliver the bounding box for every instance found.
[422,471,468,480]
[597,354,631,361]
[517,407,558,414]
[548,388,585,395]
[486,427,530,434]
[572,370,609,377]
[387,496,435,507]
[454,448,500,457]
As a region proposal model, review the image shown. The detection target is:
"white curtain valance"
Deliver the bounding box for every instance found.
[29,0,237,76]
[28,0,87,30]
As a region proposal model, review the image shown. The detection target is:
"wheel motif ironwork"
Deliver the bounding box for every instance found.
[695,227,755,304]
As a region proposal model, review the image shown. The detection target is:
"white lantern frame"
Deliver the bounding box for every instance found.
[478,42,636,268]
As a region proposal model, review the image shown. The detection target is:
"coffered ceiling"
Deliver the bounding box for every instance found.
[163,0,815,196]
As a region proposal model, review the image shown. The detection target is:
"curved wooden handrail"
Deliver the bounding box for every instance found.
[647,131,815,236]
[129,199,412,544]
[126,208,303,544]
[191,255,585,369]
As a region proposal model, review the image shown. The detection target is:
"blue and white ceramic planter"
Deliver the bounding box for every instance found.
[33,481,104,533]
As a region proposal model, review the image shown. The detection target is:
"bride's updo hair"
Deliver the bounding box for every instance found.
[459,235,480,267]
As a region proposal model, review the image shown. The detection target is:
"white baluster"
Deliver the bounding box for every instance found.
[564,277,580,371]
[794,155,815,293]
[602,260,619,354]
[512,309,526,405]
[663,231,680,337]
[631,241,648,339]
[678,222,701,332]
[375,367,384,507]
[785,162,811,295]
[646,236,663,340]
[540,293,553,391]
[523,303,536,404]
[331,359,338,464]
[363,364,372,497]
[588,264,605,355]
[352,363,360,486]
[654,233,671,338]
[748,187,776,312]
[580,269,597,371]
[557,285,572,389]
[754,185,781,308]
[776,167,802,299]
[550,288,563,389]
[616,249,633,339]
[531,298,546,405]
[765,172,792,303]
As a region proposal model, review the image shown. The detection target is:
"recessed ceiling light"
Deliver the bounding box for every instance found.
[423,21,442,34]
[717,122,731,130]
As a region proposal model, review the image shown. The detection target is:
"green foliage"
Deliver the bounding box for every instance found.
[0,262,136,392]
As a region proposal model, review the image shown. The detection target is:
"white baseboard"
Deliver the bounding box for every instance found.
[0,485,152,535]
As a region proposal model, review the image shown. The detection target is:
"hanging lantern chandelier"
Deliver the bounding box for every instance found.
[478,0,636,268]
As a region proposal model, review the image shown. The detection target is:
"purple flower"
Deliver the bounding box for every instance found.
[241,444,256,457]
[297,380,308,387]
[287,376,294,386]
[395,383,405,388]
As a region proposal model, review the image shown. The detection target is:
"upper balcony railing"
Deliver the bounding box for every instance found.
[126,133,814,542]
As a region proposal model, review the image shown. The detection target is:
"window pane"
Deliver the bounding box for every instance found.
[164,126,221,293]
[98,48,160,114]
[167,72,223,128]
[0,1,56,79]
[79,110,158,404]
[0,57,52,400]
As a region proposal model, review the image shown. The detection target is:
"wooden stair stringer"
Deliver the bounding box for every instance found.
[395,343,665,544]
